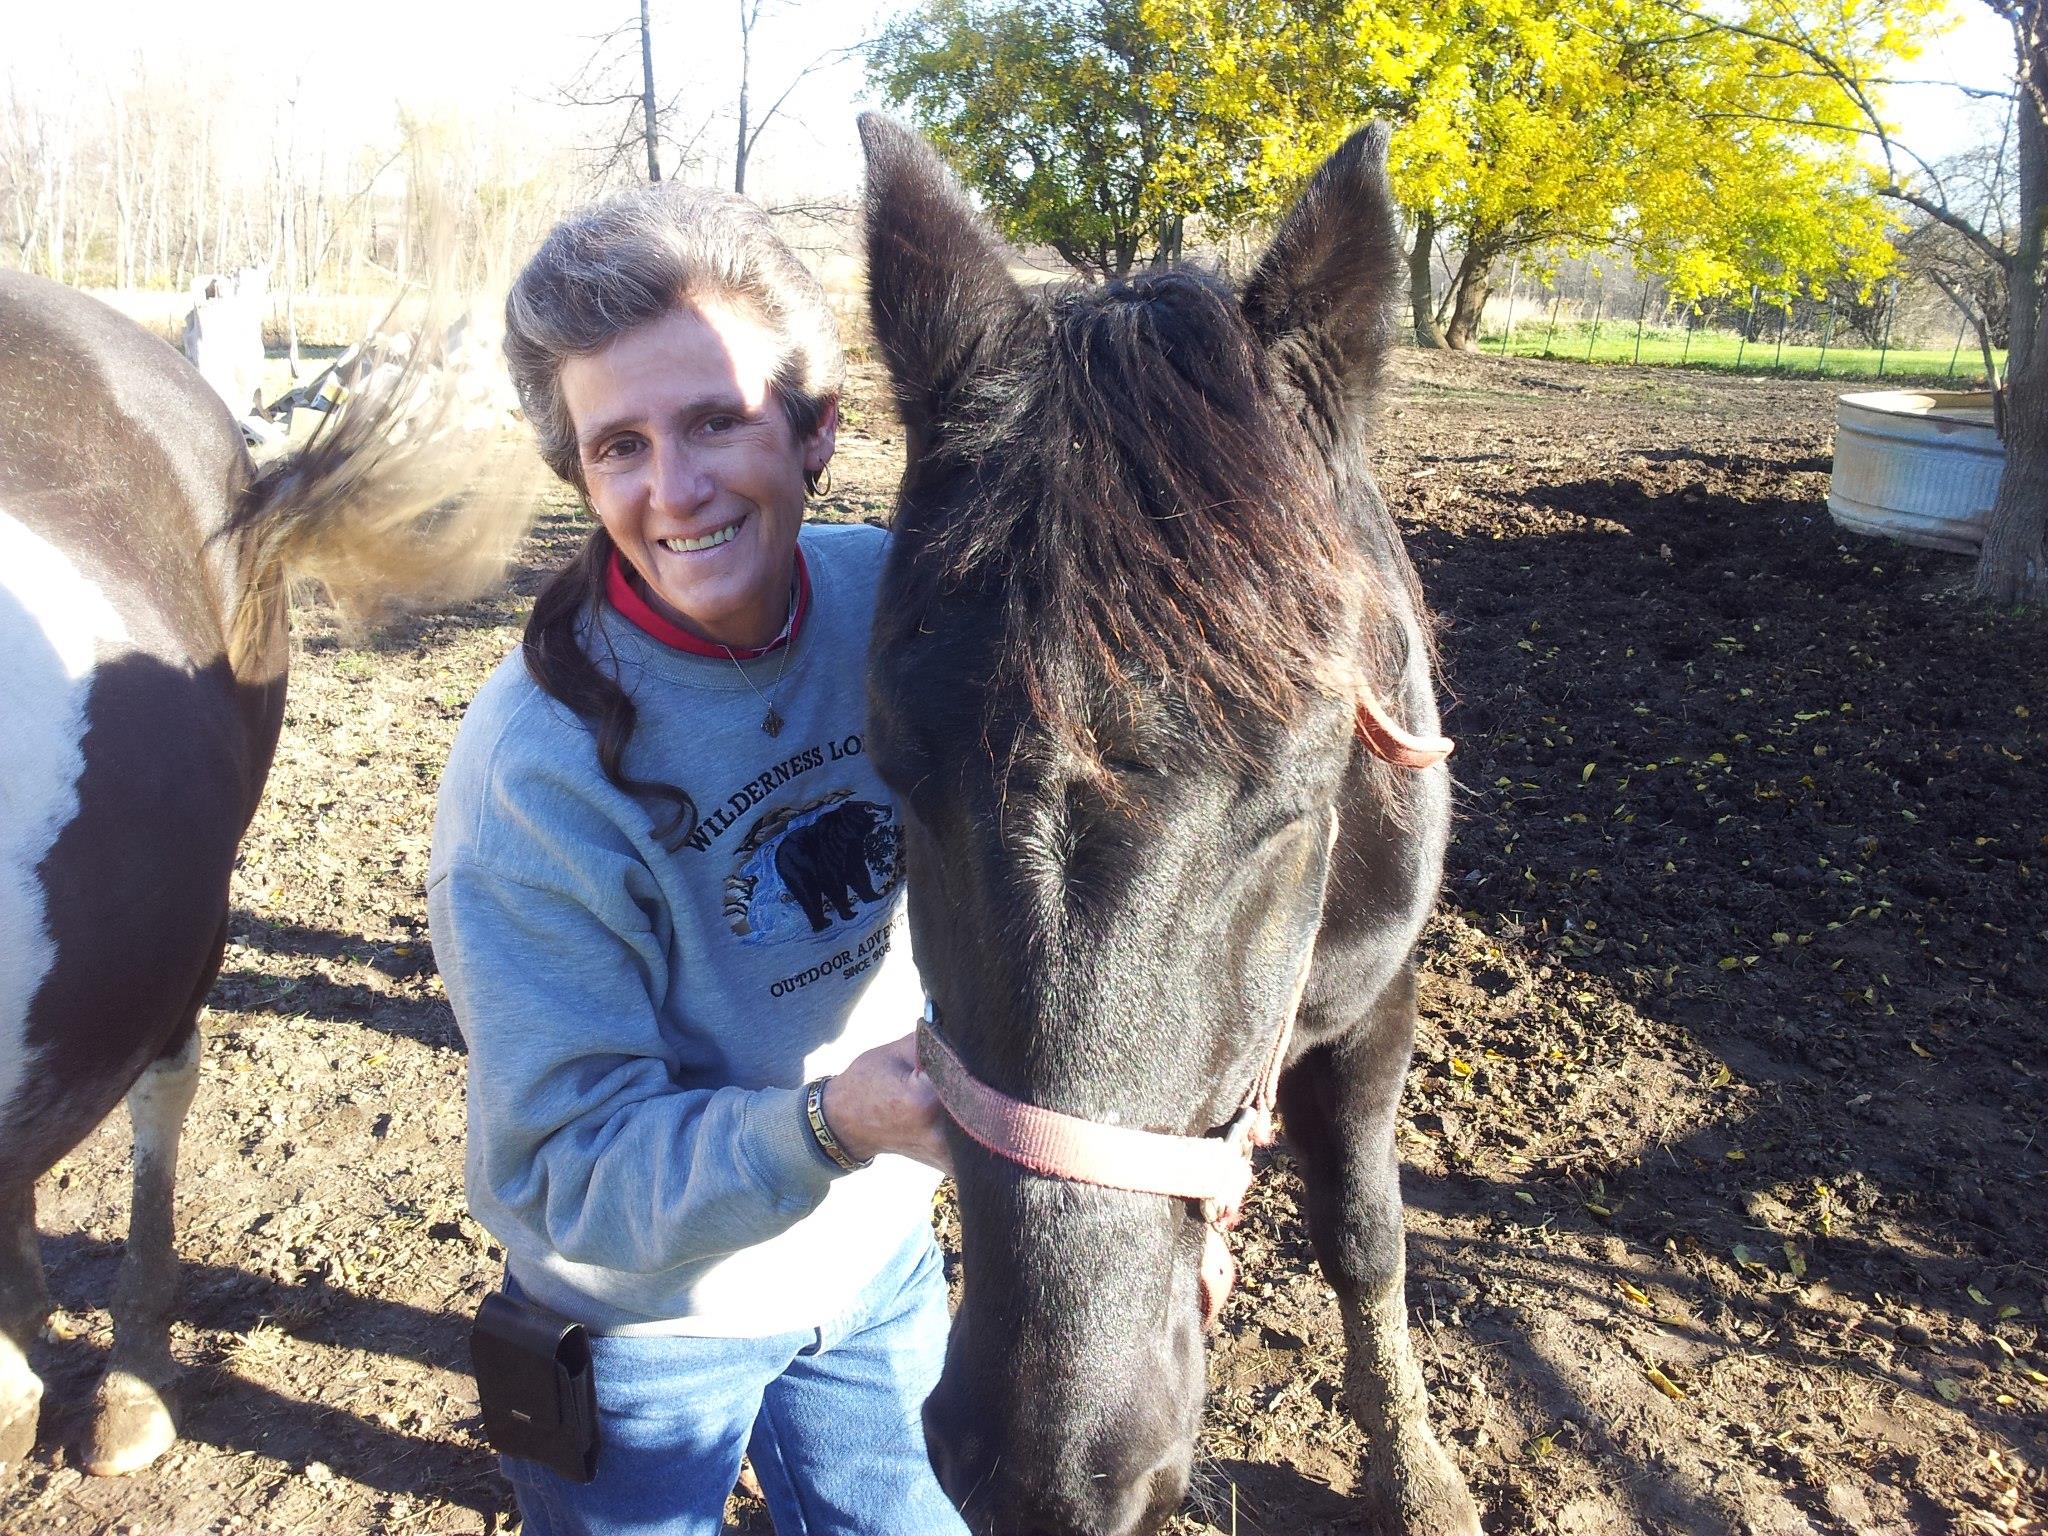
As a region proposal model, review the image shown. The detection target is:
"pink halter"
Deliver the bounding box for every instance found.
[917,998,1291,1334]
[915,686,1449,1330]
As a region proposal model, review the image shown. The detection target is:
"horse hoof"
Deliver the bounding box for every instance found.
[79,1369,176,1477]
[0,1384,42,1467]
[1363,1430,1483,1536]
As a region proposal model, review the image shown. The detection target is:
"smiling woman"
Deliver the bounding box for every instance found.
[428,183,964,1536]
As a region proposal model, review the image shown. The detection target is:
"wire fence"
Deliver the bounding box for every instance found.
[1470,267,2002,386]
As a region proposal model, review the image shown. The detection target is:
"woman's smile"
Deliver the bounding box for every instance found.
[658,517,745,555]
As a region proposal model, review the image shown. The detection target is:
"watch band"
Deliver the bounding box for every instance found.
[805,1077,873,1173]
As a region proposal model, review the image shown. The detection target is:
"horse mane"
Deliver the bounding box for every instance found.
[905,266,1387,771]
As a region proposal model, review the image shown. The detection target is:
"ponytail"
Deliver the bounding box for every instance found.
[522,526,700,850]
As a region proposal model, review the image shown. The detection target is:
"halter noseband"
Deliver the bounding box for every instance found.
[915,687,1450,1330]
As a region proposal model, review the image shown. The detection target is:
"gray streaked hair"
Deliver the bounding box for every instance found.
[503,184,845,487]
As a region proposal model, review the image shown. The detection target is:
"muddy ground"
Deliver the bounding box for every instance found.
[3,347,2044,1536]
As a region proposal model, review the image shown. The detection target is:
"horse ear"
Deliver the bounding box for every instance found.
[1240,123,1402,422]
[860,113,1026,442]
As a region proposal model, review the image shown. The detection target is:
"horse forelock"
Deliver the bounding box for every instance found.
[900,268,1387,778]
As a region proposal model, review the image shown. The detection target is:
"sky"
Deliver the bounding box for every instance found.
[9,0,901,200]
[6,0,2022,200]
[1889,2,2020,163]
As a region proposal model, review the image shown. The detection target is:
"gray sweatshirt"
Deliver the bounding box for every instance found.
[427,523,941,1336]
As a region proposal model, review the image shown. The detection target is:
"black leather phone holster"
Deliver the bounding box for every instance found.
[470,1290,599,1484]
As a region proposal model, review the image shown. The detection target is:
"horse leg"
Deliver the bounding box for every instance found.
[1279,966,1480,1536]
[79,1022,199,1476]
[0,1183,50,1466]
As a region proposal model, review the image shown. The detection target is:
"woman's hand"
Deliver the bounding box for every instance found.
[823,1033,954,1174]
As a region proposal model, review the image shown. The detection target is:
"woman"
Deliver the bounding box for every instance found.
[427,184,963,1536]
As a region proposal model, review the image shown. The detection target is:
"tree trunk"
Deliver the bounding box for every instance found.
[1443,245,1494,351]
[1409,212,1447,348]
[112,94,133,288]
[1977,9,2048,603]
[735,0,751,193]
[1150,213,1184,268]
[1981,357,2048,601]
[640,0,662,184]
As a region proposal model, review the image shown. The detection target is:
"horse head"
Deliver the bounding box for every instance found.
[860,115,1428,1535]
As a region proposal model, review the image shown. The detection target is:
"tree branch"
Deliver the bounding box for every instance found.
[1888,186,2016,272]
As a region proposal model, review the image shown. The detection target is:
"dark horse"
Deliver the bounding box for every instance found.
[0,271,520,1475]
[859,119,1481,1535]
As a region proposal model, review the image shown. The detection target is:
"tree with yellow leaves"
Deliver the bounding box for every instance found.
[868,0,1925,371]
[1672,0,2041,604]
[1143,0,1913,347]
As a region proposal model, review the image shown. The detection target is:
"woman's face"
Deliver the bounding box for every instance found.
[560,299,837,650]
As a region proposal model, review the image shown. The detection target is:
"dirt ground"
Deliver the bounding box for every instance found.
[3,346,2044,1536]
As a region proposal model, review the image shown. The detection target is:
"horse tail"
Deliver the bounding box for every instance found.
[222,317,539,671]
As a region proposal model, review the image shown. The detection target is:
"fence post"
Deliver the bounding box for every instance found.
[1541,285,1563,358]
[1633,280,1652,365]
[1498,257,1522,357]
[1585,281,1606,361]
[1877,276,1898,378]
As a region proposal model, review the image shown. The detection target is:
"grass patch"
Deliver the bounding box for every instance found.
[1476,321,2002,385]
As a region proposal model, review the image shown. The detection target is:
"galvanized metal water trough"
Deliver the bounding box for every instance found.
[1828,390,2004,554]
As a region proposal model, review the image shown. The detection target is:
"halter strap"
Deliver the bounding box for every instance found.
[1355,686,1453,769]
[917,1010,1260,1212]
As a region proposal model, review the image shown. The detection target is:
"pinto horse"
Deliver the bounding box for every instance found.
[0,271,520,1476]
[859,119,1481,1535]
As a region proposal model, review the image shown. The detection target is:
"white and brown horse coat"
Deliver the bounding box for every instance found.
[0,270,287,1474]
[2,272,285,1183]
[0,268,518,1475]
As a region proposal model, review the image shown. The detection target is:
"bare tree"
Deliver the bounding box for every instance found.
[560,4,712,188]
[733,1,858,195]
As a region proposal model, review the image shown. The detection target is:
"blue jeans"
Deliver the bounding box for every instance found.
[500,1231,966,1536]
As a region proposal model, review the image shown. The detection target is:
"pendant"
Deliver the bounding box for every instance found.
[761,706,784,737]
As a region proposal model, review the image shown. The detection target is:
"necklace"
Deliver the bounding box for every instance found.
[721,598,798,736]
[725,641,794,736]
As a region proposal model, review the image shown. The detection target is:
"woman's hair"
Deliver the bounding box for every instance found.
[505,184,844,849]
